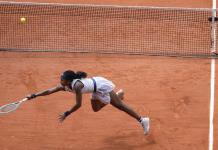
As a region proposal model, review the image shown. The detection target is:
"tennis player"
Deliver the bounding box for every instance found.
[27,70,149,135]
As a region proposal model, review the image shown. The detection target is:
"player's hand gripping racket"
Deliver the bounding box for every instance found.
[0,98,28,114]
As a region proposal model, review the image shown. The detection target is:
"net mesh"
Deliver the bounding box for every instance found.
[0,103,18,113]
[0,2,216,57]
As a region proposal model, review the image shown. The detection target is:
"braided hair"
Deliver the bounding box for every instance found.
[61,70,87,82]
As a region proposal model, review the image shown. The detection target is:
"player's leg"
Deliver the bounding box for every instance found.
[109,90,149,134]
[91,99,107,112]
[91,89,124,112]
[110,90,140,120]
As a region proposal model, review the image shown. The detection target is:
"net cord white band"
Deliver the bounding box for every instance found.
[0,1,212,11]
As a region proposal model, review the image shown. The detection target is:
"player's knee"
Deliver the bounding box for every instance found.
[93,108,99,112]
[92,106,100,112]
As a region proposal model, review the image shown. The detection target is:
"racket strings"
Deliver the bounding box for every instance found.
[0,103,18,113]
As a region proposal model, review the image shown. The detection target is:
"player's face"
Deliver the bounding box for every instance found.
[61,79,69,86]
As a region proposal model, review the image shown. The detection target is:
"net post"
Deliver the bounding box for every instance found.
[210,8,217,54]
[210,0,217,54]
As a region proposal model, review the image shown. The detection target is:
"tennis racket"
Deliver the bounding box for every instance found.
[0,98,28,114]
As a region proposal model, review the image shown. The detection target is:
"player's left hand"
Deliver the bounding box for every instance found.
[58,114,66,122]
[58,111,70,123]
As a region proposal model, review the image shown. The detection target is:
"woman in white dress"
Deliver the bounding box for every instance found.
[27,70,149,135]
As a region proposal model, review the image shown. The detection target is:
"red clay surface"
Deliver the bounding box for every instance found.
[0,52,217,150]
[0,0,218,150]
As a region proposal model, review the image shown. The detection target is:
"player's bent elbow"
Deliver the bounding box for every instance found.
[76,103,82,108]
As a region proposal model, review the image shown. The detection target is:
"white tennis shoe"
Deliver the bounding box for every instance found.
[140,117,150,135]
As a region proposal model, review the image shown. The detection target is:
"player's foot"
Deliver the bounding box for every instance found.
[116,89,124,100]
[140,117,150,135]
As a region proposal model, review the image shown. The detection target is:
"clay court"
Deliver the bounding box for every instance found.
[0,0,218,150]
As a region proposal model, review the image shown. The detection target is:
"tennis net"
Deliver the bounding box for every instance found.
[0,2,216,57]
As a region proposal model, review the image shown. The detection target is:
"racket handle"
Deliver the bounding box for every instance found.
[20,98,28,103]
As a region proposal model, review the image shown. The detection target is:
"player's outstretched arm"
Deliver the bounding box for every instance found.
[27,84,64,100]
[58,81,83,122]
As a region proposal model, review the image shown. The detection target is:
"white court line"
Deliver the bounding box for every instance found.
[209,58,215,150]
[209,0,216,150]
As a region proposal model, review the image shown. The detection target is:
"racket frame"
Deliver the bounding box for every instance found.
[0,98,28,114]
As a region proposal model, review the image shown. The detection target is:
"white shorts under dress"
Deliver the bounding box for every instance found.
[91,77,115,104]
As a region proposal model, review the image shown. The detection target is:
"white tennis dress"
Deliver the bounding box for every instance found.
[64,77,115,104]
